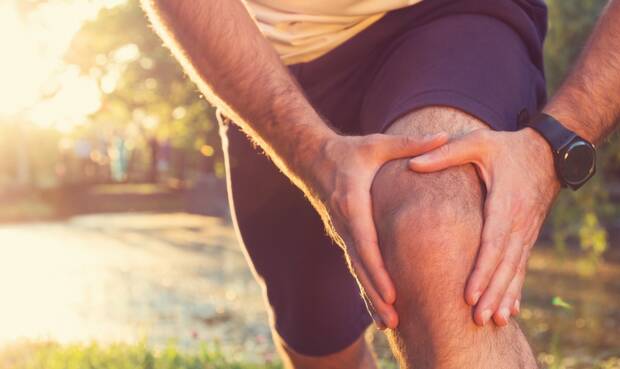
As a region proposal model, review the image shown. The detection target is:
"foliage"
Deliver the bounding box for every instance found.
[0,341,281,369]
[66,0,221,178]
[544,0,609,92]
[545,0,619,266]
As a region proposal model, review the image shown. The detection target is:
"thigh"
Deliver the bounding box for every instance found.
[220,121,372,357]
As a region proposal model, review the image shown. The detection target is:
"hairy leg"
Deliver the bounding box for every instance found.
[273,330,378,369]
[371,107,537,369]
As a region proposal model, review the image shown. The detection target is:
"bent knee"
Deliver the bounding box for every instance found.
[370,160,484,334]
[369,107,487,294]
[371,157,483,259]
[371,107,486,254]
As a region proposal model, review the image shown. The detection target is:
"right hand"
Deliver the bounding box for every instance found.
[301,132,448,329]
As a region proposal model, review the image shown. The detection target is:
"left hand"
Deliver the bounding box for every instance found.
[408,127,561,327]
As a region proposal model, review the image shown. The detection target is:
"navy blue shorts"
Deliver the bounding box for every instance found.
[220,0,548,356]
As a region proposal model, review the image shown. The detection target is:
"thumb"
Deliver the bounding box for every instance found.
[376,132,449,161]
[408,130,490,172]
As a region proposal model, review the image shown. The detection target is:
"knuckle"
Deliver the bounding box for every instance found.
[482,235,505,251]
[475,129,492,141]
[490,295,504,308]
[364,134,384,148]
[480,299,499,312]
[504,291,517,301]
[328,192,341,212]
[350,257,363,271]
[472,265,492,281]
[342,192,357,216]
[507,257,521,273]
[513,263,523,277]
[436,143,451,156]
[478,130,499,154]
[399,135,416,148]
[347,254,363,274]
[330,191,355,218]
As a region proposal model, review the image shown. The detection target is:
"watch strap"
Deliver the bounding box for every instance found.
[527,113,576,153]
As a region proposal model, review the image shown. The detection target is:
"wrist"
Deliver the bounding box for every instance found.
[542,103,597,144]
[520,127,562,189]
[287,121,340,190]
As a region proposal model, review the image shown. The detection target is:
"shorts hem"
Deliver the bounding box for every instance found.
[274,305,372,357]
[378,89,517,134]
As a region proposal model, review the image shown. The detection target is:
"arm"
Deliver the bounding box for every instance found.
[141,0,331,188]
[142,0,449,329]
[544,0,620,143]
[409,0,620,326]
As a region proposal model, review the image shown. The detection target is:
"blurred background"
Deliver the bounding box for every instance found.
[0,1,618,368]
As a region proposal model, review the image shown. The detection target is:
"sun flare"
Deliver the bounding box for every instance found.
[0,0,126,128]
[0,3,49,115]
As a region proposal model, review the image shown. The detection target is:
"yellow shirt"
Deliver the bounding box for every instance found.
[245,0,423,64]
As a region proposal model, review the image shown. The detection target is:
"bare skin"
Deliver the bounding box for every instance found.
[374,107,539,369]
[274,332,377,369]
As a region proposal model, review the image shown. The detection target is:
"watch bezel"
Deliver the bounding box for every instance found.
[556,136,596,190]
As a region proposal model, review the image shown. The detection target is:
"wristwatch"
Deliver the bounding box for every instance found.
[525,113,596,190]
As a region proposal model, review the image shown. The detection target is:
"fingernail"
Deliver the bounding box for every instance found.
[480,309,492,325]
[471,291,481,305]
[514,299,520,313]
[373,315,386,330]
[409,156,428,165]
[499,308,510,323]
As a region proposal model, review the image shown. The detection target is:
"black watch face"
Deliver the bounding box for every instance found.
[559,140,596,185]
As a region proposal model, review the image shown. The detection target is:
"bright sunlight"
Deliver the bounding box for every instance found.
[0,0,124,126]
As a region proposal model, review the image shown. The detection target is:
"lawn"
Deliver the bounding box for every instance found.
[2,338,620,369]
[0,341,282,369]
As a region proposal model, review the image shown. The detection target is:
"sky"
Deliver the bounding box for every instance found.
[0,0,127,132]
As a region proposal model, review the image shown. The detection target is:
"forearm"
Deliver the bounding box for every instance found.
[544,0,620,143]
[141,0,336,186]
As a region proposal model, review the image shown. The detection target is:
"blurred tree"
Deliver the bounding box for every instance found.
[545,0,620,268]
[65,0,220,183]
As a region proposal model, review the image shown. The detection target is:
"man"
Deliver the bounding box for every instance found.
[142,0,618,368]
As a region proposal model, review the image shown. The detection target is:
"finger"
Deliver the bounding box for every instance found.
[493,248,528,324]
[350,255,398,329]
[494,218,541,322]
[408,130,490,172]
[375,132,449,161]
[465,192,511,307]
[474,235,525,326]
[347,190,397,306]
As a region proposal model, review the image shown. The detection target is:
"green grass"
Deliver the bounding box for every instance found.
[1,339,619,369]
[0,341,282,369]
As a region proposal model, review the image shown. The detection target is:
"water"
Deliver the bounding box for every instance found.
[0,213,272,362]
